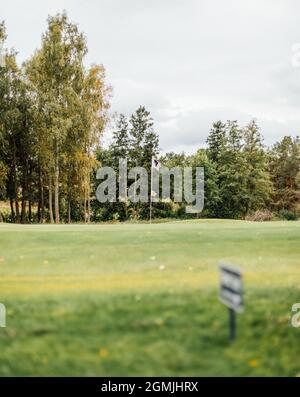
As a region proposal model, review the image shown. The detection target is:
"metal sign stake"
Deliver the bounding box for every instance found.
[229,308,236,342]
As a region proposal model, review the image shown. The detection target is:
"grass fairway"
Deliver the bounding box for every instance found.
[0,220,299,376]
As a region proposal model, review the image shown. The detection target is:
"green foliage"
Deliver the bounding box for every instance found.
[278,210,298,221]
[94,108,159,221]
[206,119,273,219]
[0,14,299,223]
[129,106,159,171]
[268,136,300,212]
[243,120,272,214]
[110,114,130,166]
[0,14,109,224]
[207,120,226,164]
[186,149,220,217]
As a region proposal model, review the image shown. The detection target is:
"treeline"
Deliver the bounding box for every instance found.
[93,106,159,221]
[95,116,300,221]
[0,14,110,223]
[0,14,299,223]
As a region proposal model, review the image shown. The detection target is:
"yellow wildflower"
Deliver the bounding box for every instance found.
[99,348,109,358]
[248,359,259,368]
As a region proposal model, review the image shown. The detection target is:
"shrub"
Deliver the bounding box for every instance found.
[279,210,298,221]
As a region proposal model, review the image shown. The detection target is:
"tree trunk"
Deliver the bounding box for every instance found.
[87,174,91,223]
[9,198,15,222]
[49,174,54,224]
[28,164,33,223]
[41,180,45,222]
[21,167,28,224]
[21,190,26,224]
[28,200,32,223]
[15,194,20,223]
[14,193,19,222]
[68,199,71,224]
[54,147,60,224]
[83,188,87,223]
[12,142,20,223]
[87,195,91,223]
[38,167,45,223]
[37,199,41,222]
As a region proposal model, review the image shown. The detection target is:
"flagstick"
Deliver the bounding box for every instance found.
[150,160,153,224]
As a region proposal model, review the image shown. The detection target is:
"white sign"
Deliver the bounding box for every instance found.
[219,263,244,312]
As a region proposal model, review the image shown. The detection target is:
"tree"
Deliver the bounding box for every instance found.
[242,120,272,214]
[25,13,109,223]
[207,121,226,164]
[0,159,7,222]
[26,13,87,223]
[0,22,7,222]
[188,149,220,217]
[110,114,130,165]
[214,121,248,218]
[129,106,159,171]
[0,22,36,223]
[207,120,273,218]
[129,106,159,219]
[269,136,300,211]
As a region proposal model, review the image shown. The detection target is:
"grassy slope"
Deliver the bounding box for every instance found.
[0,220,299,376]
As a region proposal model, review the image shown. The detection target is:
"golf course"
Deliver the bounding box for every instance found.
[0,219,299,376]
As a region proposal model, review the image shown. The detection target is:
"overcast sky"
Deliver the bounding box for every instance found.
[2,0,300,153]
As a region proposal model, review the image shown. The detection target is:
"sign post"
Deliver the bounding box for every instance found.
[229,308,236,342]
[219,263,244,342]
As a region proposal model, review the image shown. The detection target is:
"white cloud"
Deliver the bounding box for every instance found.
[2,0,300,153]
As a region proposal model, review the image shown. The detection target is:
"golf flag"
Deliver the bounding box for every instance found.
[152,157,161,171]
[151,157,160,198]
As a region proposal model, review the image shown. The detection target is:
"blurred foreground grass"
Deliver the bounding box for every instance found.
[0,220,299,376]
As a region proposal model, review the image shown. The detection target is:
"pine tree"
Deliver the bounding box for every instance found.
[243,120,272,214]
[188,149,220,217]
[206,121,226,164]
[269,136,300,211]
[129,106,159,171]
[110,114,130,167]
[217,121,248,218]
